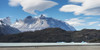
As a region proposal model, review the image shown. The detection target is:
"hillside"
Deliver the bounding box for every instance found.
[0,28,100,43]
[0,28,72,42]
[72,29,100,43]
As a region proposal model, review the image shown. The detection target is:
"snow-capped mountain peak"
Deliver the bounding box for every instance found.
[0,17,11,25]
[0,20,20,35]
[0,20,3,24]
[12,15,76,32]
[39,14,46,19]
[26,16,33,19]
[0,20,7,26]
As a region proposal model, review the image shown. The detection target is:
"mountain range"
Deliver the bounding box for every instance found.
[11,15,76,32]
[0,16,100,42]
[0,15,76,35]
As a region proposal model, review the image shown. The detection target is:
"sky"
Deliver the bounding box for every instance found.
[0,0,100,30]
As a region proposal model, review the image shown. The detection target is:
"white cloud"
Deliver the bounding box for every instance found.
[84,17,92,19]
[65,18,85,26]
[9,0,20,6]
[60,5,82,15]
[98,24,100,26]
[60,0,100,15]
[9,0,58,14]
[88,21,99,25]
[65,17,100,26]
[69,0,85,3]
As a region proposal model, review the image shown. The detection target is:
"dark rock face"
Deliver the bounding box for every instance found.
[0,28,100,43]
[26,16,32,19]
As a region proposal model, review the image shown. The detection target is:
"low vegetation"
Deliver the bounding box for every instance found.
[0,28,100,43]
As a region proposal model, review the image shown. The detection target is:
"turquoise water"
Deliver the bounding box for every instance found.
[0,43,99,47]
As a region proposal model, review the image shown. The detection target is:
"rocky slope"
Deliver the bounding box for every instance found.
[0,20,20,35]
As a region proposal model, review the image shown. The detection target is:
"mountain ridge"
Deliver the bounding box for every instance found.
[12,15,76,32]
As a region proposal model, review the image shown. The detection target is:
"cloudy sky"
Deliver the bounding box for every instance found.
[0,0,100,30]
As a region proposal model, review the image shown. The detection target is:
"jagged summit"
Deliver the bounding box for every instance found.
[12,15,76,32]
[0,20,3,25]
[0,17,11,25]
[6,17,10,20]
[16,19,19,22]
[26,16,33,19]
[0,20,7,26]
[39,14,46,19]
[0,20,3,24]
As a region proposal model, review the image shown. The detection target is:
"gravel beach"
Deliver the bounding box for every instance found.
[0,46,100,50]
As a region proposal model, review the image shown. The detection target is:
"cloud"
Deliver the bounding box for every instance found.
[60,5,82,15]
[69,0,85,3]
[65,17,100,26]
[9,0,58,14]
[60,0,100,15]
[8,0,20,6]
[84,17,92,19]
[98,24,100,26]
[65,18,85,26]
[88,21,99,25]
